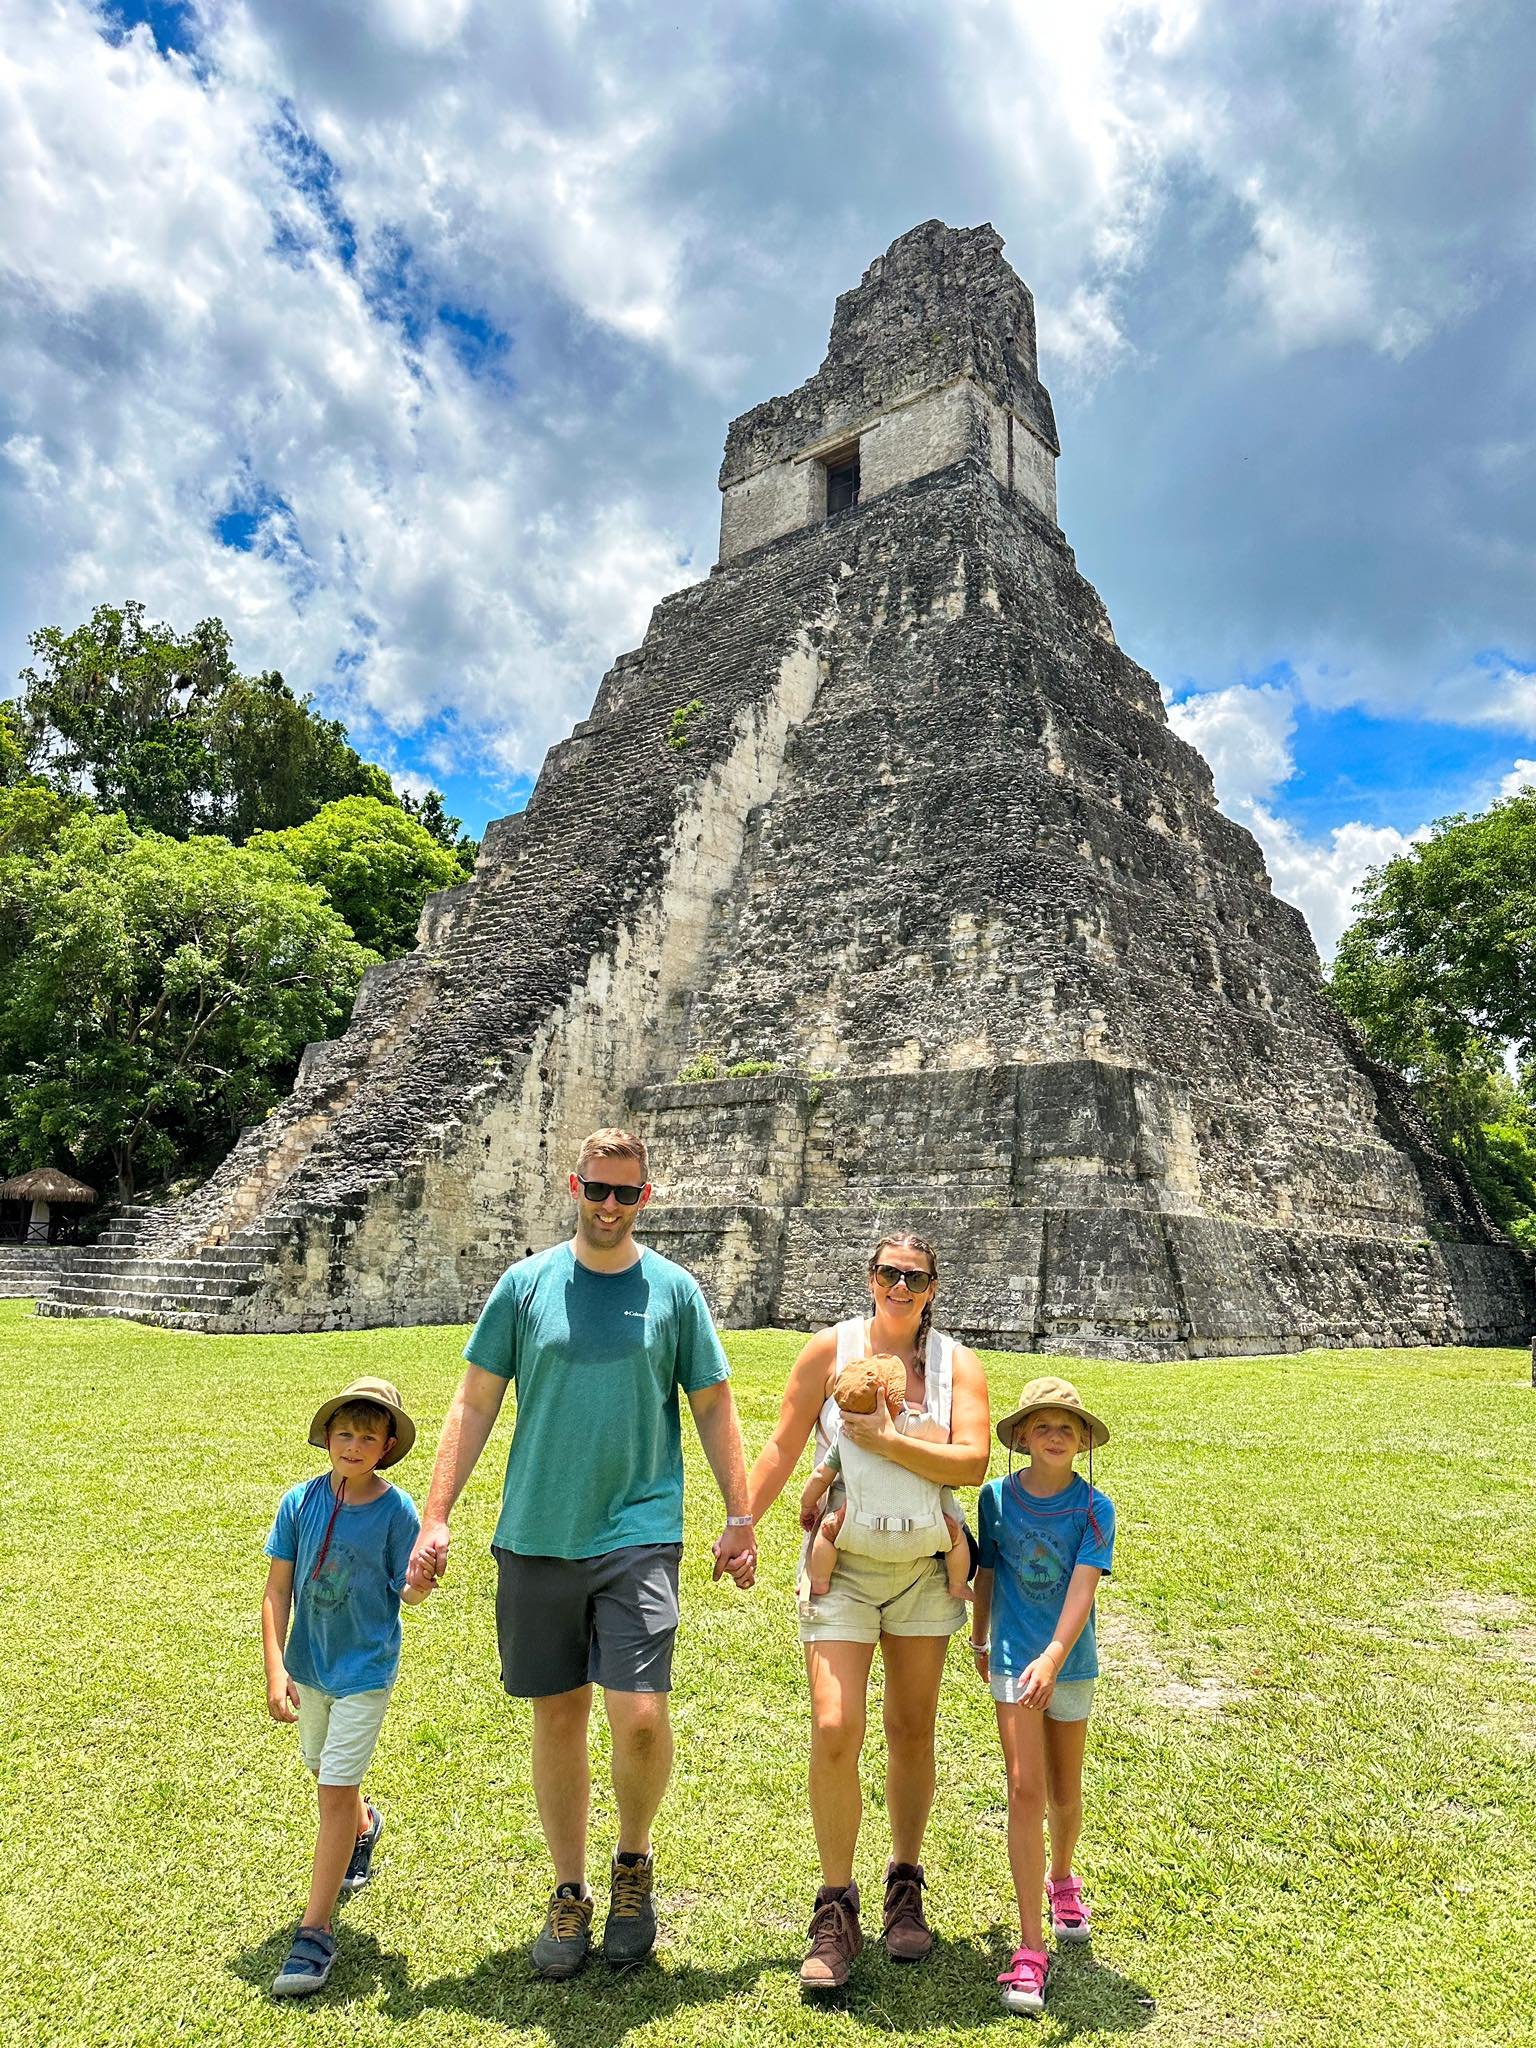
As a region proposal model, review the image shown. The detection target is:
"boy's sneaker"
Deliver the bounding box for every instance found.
[998,1944,1049,2015]
[882,1862,933,1962]
[799,1882,862,1992]
[531,1883,594,1979]
[602,1850,657,1966]
[1047,1875,1091,1943]
[340,1803,384,1895]
[271,1925,336,1998]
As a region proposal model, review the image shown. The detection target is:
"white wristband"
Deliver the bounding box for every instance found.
[725,1514,754,1528]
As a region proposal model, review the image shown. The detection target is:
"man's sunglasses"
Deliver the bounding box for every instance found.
[872,1263,934,1294]
[576,1173,646,1206]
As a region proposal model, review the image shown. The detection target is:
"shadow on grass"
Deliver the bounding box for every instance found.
[382,1944,802,2042]
[229,1926,1152,2040]
[829,1929,1153,2037]
[229,1926,410,2009]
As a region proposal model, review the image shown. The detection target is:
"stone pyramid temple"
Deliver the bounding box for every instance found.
[44,221,1532,1355]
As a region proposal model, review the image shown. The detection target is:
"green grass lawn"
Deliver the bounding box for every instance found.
[3,1301,1534,2047]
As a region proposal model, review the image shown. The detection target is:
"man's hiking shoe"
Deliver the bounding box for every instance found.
[531,1884,594,1979]
[1047,1875,1091,1943]
[998,1944,1049,2015]
[882,1861,933,1962]
[271,1925,336,1998]
[602,1850,657,1966]
[799,1882,862,1992]
[340,1803,383,1895]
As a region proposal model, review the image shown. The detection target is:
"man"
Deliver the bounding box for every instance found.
[406,1128,756,1977]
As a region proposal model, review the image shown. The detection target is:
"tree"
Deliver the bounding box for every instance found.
[14,600,455,843]
[250,796,469,956]
[1330,789,1536,1240]
[0,701,25,787]
[398,783,480,865]
[0,809,372,1195]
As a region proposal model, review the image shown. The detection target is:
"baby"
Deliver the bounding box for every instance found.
[800,1353,970,1601]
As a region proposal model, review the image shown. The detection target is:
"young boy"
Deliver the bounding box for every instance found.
[261,1375,429,1998]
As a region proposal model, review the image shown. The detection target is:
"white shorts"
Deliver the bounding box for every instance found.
[295,1683,393,1785]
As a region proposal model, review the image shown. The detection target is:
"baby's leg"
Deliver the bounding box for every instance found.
[941,1512,972,1601]
[808,1506,845,1596]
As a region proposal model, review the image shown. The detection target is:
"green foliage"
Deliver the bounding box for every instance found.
[0,700,26,786]
[0,808,371,1194]
[14,600,462,847]
[726,1058,781,1077]
[250,796,469,956]
[398,784,480,866]
[667,698,706,752]
[675,1049,722,1082]
[1331,791,1536,1240]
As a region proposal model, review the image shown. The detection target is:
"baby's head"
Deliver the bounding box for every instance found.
[833,1353,907,1418]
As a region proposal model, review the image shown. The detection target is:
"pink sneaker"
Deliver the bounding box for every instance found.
[998,1944,1049,2014]
[1047,1875,1091,1944]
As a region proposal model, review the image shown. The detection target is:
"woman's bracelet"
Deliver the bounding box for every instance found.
[968,1638,988,1652]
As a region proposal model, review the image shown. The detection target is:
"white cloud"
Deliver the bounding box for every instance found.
[1166,681,1297,805]
[1246,806,1425,961]
[1500,760,1536,799]
[0,2,697,782]
[1167,680,1425,958]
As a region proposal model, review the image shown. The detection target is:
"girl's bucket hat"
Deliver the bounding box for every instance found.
[308,1377,417,1467]
[995,1374,1109,1453]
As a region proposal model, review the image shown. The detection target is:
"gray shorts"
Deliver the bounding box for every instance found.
[493,1542,683,1697]
[990,1673,1097,1722]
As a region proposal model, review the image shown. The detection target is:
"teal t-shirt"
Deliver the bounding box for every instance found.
[265,1476,420,1696]
[464,1242,731,1560]
[977,1473,1116,1682]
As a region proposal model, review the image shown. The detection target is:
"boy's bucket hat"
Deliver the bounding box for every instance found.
[995,1375,1109,1453]
[308,1377,416,1467]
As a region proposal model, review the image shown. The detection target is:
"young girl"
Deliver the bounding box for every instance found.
[971,1376,1115,2016]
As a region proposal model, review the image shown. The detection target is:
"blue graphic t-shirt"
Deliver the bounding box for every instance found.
[977,1472,1116,1681]
[465,1241,730,1559]
[265,1477,420,1696]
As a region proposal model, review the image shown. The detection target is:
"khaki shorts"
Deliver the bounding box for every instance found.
[295,1683,393,1786]
[798,1550,968,1646]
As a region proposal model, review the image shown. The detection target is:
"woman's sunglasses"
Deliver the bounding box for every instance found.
[872,1263,934,1294]
[576,1173,646,1205]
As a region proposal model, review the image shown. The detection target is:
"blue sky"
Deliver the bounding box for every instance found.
[3,2,1535,954]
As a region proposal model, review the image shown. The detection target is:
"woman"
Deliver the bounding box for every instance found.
[747,1232,991,1990]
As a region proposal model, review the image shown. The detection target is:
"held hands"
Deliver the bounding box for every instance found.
[267,1671,300,1724]
[711,1521,757,1591]
[406,1520,450,1594]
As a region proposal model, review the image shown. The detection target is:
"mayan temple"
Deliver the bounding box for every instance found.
[42,220,1532,1355]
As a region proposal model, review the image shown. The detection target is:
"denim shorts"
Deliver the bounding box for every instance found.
[990,1674,1097,1722]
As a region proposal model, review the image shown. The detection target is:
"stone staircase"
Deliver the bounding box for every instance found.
[0,1243,73,1299]
[34,1204,290,1329]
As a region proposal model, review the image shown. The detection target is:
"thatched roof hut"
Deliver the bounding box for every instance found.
[0,1169,97,1204]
